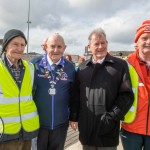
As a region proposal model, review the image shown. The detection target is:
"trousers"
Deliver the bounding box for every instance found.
[0,140,31,150]
[82,145,117,150]
[37,125,68,150]
[121,128,150,150]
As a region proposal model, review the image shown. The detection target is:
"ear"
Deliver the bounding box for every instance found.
[5,45,8,53]
[44,44,48,51]
[64,45,67,51]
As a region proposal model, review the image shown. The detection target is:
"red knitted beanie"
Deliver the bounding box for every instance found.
[134,20,150,43]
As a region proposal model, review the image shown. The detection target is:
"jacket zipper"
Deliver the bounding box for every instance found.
[18,90,24,138]
[51,74,55,129]
[51,95,54,129]
[146,98,150,134]
[10,73,23,131]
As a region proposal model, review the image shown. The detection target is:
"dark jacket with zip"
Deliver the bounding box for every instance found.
[32,55,75,129]
[70,54,134,147]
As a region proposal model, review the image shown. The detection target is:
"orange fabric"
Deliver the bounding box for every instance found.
[122,49,150,135]
[134,20,150,43]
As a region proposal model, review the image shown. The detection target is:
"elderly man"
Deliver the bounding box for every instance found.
[30,37,48,69]
[32,33,76,150]
[121,20,150,150]
[69,27,134,150]
[41,37,48,52]
[0,29,39,150]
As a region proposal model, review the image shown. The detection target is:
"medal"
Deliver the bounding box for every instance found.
[50,81,56,85]
[42,55,67,96]
[48,88,56,95]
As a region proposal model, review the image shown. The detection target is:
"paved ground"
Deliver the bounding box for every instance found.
[65,128,123,150]
[66,140,123,150]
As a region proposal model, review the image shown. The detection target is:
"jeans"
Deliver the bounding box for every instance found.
[120,128,150,150]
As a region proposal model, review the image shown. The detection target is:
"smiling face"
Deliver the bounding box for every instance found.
[46,34,66,63]
[137,33,150,58]
[5,36,26,63]
[88,33,108,61]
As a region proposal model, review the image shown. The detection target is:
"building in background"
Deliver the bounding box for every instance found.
[0,39,3,54]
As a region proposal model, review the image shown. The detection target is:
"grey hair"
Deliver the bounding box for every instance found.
[88,27,107,42]
[47,33,66,45]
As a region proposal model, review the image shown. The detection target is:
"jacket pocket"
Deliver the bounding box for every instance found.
[98,113,116,135]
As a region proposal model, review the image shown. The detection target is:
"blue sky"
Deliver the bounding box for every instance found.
[0,0,149,56]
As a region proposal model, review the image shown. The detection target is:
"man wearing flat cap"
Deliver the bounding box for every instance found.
[121,20,150,150]
[0,29,39,150]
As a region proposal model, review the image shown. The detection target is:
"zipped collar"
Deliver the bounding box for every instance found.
[39,54,65,69]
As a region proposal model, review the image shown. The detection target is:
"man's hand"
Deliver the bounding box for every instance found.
[69,121,78,131]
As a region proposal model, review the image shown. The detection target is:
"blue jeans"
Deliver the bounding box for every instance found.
[120,128,150,150]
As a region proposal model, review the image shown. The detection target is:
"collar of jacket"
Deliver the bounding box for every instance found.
[85,53,115,66]
[1,53,23,67]
[1,52,8,65]
[39,54,65,68]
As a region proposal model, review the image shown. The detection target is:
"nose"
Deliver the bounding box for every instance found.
[147,37,150,44]
[54,47,58,52]
[98,44,102,48]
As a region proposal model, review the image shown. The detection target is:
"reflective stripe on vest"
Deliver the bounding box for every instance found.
[0,94,33,104]
[0,59,39,134]
[123,64,139,123]
[2,111,38,123]
[139,82,144,86]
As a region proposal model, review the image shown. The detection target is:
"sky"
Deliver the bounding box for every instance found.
[0,0,150,56]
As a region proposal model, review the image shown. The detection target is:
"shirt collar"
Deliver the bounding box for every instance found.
[47,54,61,66]
[39,54,65,68]
[86,53,114,66]
[6,55,22,68]
[92,57,105,64]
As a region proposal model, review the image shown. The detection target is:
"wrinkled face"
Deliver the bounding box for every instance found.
[137,33,150,57]
[88,34,108,61]
[46,35,66,63]
[41,44,47,51]
[41,38,48,52]
[5,36,26,61]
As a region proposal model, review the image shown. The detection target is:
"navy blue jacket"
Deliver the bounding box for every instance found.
[31,54,75,129]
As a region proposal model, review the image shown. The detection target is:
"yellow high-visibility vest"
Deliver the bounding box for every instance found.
[123,64,138,123]
[0,59,39,134]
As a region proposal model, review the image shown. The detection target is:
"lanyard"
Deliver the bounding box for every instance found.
[42,56,64,95]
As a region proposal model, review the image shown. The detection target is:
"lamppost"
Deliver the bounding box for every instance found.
[27,0,31,54]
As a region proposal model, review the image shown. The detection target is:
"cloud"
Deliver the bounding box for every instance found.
[0,0,150,55]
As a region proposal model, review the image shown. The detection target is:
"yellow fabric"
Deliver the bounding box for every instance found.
[123,64,138,123]
[0,59,39,134]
